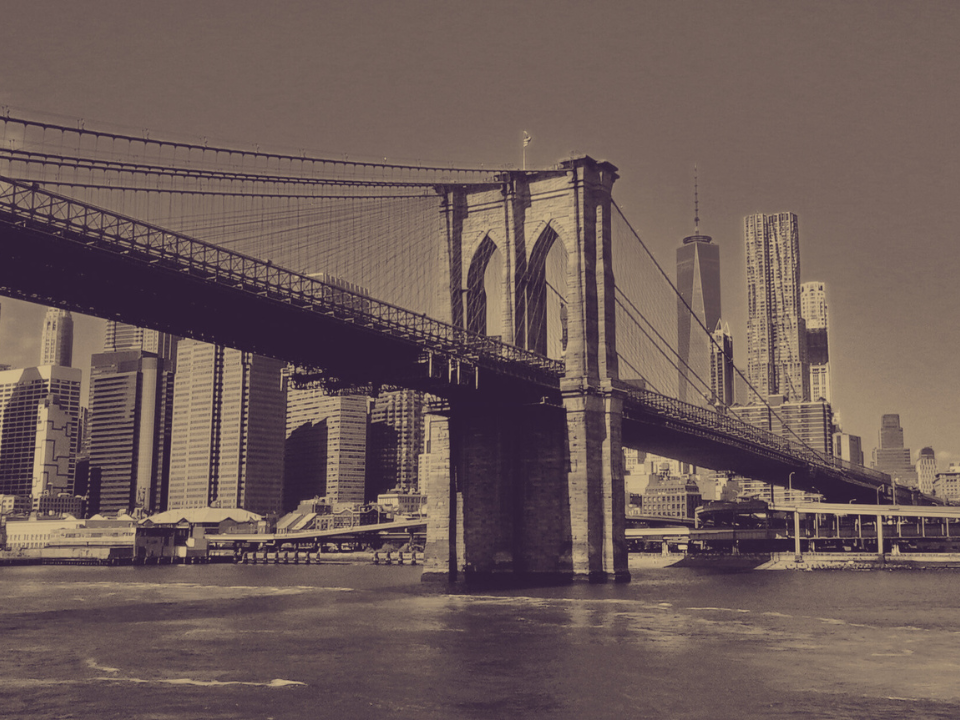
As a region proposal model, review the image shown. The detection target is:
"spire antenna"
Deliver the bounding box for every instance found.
[681,165,711,244]
[694,164,700,235]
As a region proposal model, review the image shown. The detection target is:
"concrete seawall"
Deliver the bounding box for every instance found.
[629,552,960,571]
[758,552,960,570]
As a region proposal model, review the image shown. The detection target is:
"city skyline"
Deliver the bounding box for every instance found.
[0,1,956,465]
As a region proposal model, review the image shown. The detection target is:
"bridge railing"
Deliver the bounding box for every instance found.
[625,387,891,487]
[0,177,564,383]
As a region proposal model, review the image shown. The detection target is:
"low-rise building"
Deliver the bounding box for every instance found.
[2,512,210,563]
[33,493,85,517]
[3,515,85,551]
[0,494,31,516]
[642,473,702,520]
[139,507,262,560]
[377,491,426,517]
[934,464,960,503]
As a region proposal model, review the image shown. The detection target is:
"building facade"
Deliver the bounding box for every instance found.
[167,341,285,516]
[40,308,74,368]
[744,213,809,403]
[832,432,865,467]
[934,464,960,503]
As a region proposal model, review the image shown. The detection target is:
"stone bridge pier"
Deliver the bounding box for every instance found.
[422,157,629,584]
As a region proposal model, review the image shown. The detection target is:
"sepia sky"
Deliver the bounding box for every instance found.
[0,0,957,465]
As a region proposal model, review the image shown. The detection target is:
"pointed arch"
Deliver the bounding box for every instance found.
[523,224,568,359]
[465,234,500,336]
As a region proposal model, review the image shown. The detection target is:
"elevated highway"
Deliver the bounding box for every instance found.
[209,519,427,550]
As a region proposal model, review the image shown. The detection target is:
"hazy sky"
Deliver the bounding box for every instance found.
[0,0,957,465]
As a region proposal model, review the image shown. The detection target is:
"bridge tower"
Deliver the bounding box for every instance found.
[422,156,629,583]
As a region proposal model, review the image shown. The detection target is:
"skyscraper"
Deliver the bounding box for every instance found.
[872,414,918,487]
[0,366,82,497]
[731,396,833,503]
[744,213,809,402]
[916,447,937,496]
[103,321,179,365]
[368,389,424,499]
[676,173,721,404]
[167,341,285,515]
[284,378,369,509]
[31,395,74,500]
[801,281,831,403]
[732,397,834,455]
[40,308,74,367]
[88,351,170,514]
[87,322,179,514]
[709,320,735,407]
[833,432,865,466]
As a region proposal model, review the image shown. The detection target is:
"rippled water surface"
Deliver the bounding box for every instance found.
[2,563,959,719]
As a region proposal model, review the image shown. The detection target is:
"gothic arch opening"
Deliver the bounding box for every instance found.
[526,226,568,360]
[465,235,503,338]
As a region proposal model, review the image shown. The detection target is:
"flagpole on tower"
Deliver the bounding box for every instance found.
[522,131,532,171]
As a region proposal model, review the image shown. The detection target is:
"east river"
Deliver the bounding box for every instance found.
[2,562,959,719]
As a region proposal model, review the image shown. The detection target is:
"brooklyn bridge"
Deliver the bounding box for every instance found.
[0,115,915,583]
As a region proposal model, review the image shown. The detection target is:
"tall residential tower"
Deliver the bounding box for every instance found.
[744,213,809,403]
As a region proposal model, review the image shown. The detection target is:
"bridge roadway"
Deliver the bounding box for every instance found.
[0,177,920,503]
[0,177,559,402]
[620,389,929,505]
